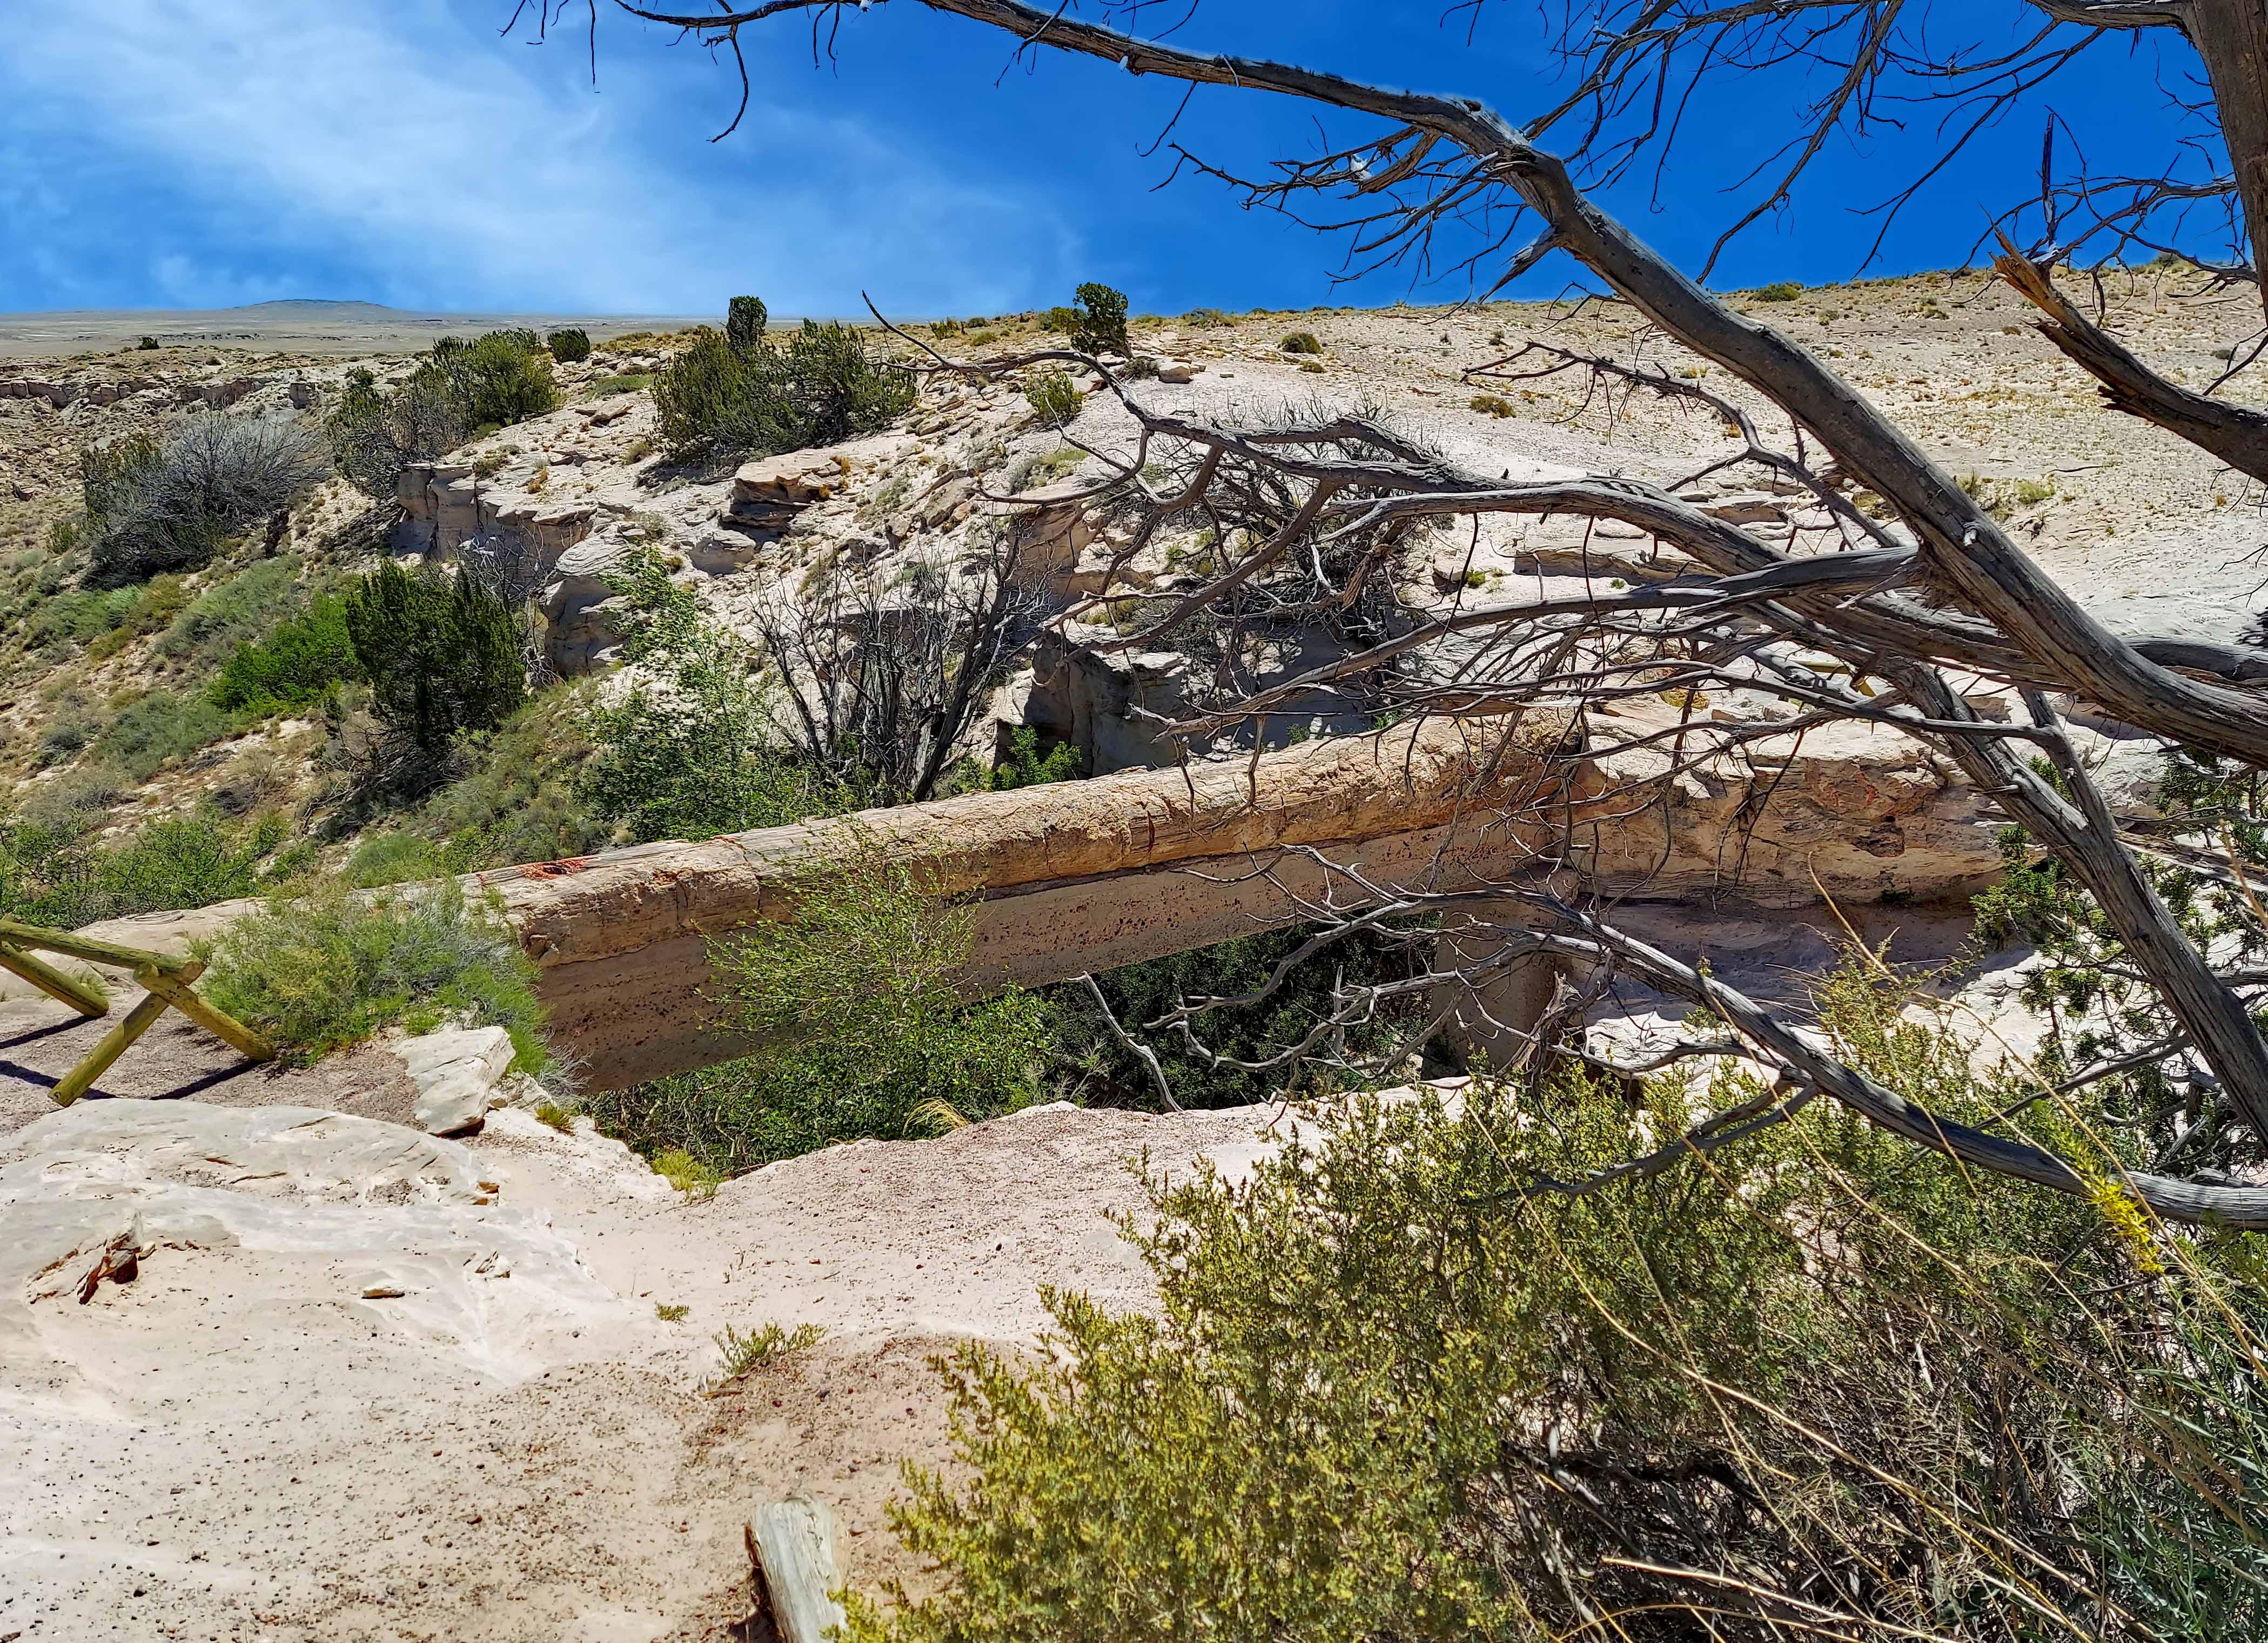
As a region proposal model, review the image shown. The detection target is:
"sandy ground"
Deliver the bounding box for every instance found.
[0,996,421,1136]
[0,1032,1282,1643]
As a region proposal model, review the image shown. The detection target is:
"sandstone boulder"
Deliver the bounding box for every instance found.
[394,1025,520,1136]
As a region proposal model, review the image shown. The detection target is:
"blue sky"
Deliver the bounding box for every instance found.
[0,2,2217,318]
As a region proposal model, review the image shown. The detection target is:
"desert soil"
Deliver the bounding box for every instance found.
[3,1047,1283,1643]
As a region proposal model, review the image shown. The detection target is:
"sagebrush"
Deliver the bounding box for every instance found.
[198,879,554,1075]
[848,969,2268,1642]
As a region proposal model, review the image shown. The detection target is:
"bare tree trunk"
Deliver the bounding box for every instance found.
[2188,0,2268,318]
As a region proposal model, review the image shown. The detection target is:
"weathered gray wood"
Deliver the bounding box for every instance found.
[747,1497,846,1643]
[1996,246,2268,486]
[2188,0,2268,328]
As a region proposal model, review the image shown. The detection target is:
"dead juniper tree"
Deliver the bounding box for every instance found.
[530,0,2268,1230]
[751,525,1053,805]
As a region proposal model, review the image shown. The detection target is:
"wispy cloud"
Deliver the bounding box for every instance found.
[0,0,1079,314]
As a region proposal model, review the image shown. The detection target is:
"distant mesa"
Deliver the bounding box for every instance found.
[226,299,409,320]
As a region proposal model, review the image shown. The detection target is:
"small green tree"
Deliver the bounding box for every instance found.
[325,329,557,497]
[583,843,1053,1172]
[545,327,592,363]
[428,329,558,429]
[653,321,916,467]
[727,294,769,353]
[577,545,829,840]
[766,320,918,448]
[343,561,526,756]
[326,365,468,498]
[1069,281,1130,357]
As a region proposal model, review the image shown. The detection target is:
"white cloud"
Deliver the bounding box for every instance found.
[0,0,1078,314]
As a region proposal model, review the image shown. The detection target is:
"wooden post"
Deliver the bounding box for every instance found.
[0,941,108,1018]
[0,918,275,1103]
[138,968,273,1063]
[745,1497,847,1643]
[0,917,198,974]
[50,990,171,1107]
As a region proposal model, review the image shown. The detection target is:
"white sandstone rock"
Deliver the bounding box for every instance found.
[394,1025,520,1137]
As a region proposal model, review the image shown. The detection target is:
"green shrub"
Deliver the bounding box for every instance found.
[727,294,769,353]
[1038,305,1079,334]
[431,329,559,429]
[1022,368,1082,425]
[105,574,193,648]
[578,546,830,841]
[1068,282,1130,357]
[325,330,556,497]
[1753,280,1804,301]
[82,431,160,529]
[211,592,359,715]
[343,561,527,756]
[93,811,290,917]
[583,843,1051,1174]
[198,879,553,1073]
[708,1321,823,1390]
[394,682,609,871]
[337,830,446,890]
[32,700,100,767]
[326,364,467,498]
[24,585,139,649]
[89,688,239,782]
[0,805,290,929]
[156,556,301,668]
[583,372,656,399]
[83,416,327,585]
[844,975,2266,1642]
[653,322,917,467]
[137,335,158,350]
[1279,330,1323,355]
[545,327,592,363]
[988,725,1081,791]
[1184,307,1231,329]
[1059,920,1422,1110]
[655,1148,724,1197]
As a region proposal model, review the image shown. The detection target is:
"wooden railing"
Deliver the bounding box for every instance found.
[0,917,273,1105]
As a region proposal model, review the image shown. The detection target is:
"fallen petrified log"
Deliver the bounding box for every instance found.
[36,711,2007,1092]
